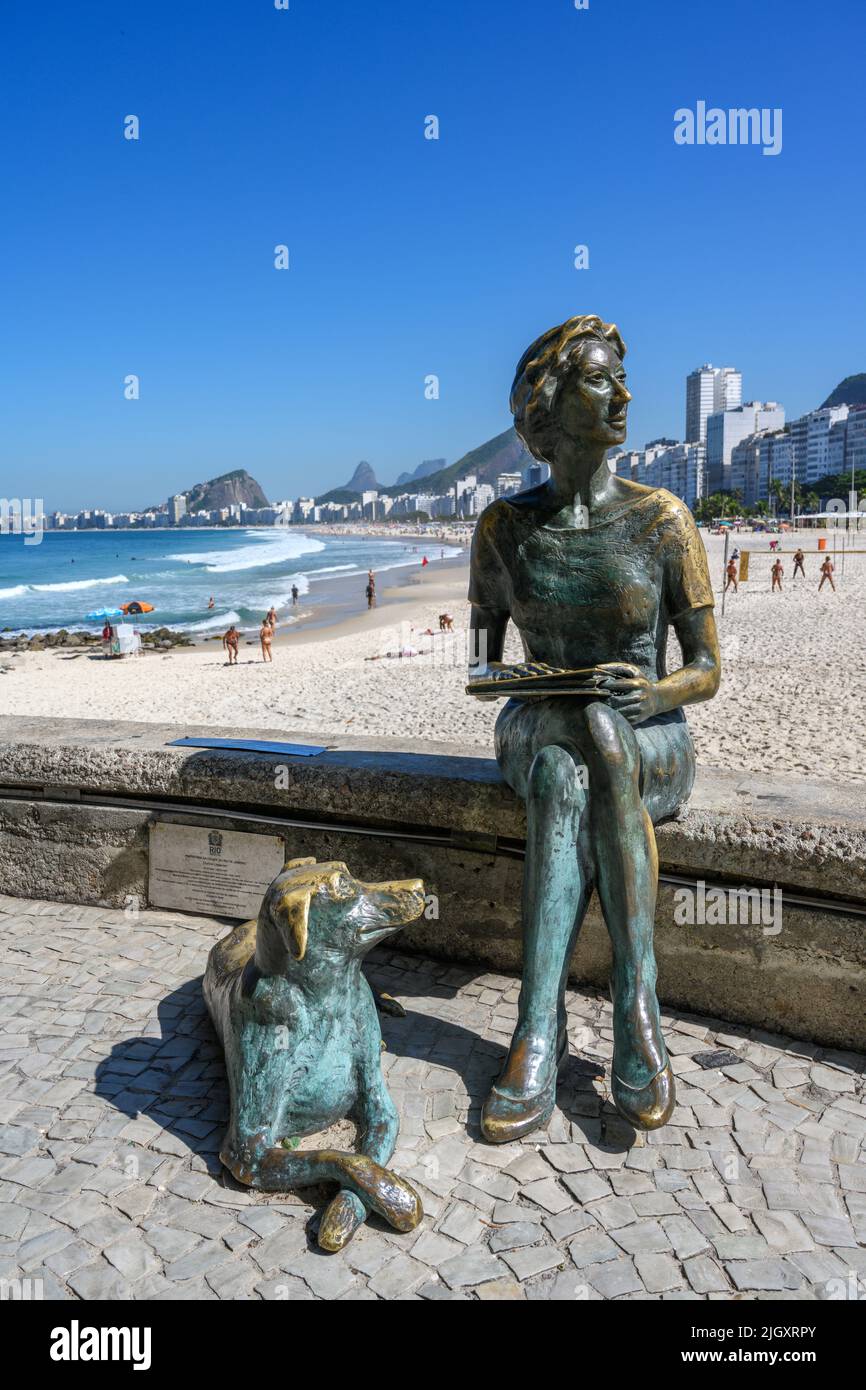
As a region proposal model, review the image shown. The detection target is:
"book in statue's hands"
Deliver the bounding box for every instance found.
[465,661,612,700]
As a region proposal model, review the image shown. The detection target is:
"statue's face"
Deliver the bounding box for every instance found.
[555,340,631,449]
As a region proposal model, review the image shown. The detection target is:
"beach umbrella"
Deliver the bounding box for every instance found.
[85,606,124,621]
[120,601,155,614]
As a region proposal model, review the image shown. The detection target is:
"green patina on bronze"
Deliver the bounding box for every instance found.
[468,314,721,1142]
[203,857,426,1251]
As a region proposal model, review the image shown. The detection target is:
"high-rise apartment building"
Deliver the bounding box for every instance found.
[790,406,849,486]
[686,365,742,442]
[168,494,187,525]
[521,461,549,490]
[729,429,792,506]
[706,402,785,493]
[845,407,866,482]
[496,472,523,497]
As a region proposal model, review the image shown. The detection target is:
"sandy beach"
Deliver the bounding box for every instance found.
[2,532,863,783]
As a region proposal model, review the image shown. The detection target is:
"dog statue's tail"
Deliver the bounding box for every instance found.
[229,1144,422,1240]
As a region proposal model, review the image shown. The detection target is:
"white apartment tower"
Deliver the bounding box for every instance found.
[686,365,743,443]
[496,472,523,497]
[790,406,849,486]
[706,402,785,493]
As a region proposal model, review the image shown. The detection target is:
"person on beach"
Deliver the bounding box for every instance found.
[260,617,274,661]
[208,596,216,610]
[819,556,836,592]
[793,548,806,579]
[724,557,738,593]
[771,559,784,592]
[421,555,429,567]
[222,624,240,664]
[365,582,375,609]
[291,585,299,606]
[266,605,278,630]
[367,571,376,606]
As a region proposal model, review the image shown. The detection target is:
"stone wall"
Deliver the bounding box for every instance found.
[1,716,864,1049]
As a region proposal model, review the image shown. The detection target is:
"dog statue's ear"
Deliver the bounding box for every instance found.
[285,856,317,870]
[278,888,312,961]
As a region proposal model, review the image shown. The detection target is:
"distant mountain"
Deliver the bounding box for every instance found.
[186,469,270,513]
[378,427,531,500]
[314,487,363,506]
[315,428,531,505]
[149,469,270,514]
[344,461,379,492]
[395,458,447,486]
[821,375,866,409]
[316,461,380,507]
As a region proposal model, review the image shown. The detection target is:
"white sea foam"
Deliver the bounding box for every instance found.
[170,609,243,633]
[0,574,129,600]
[171,530,325,574]
[30,574,130,594]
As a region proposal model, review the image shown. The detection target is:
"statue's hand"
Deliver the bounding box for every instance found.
[596,662,663,725]
[467,662,505,701]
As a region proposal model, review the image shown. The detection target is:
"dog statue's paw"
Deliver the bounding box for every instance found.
[318,1190,367,1251]
[374,989,406,1019]
[376,1168,424,1234]
[220,1147,255,1187]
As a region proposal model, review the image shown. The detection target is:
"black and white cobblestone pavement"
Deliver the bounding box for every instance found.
[1,896,865,1301]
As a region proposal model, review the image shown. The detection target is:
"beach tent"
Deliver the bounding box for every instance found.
[85,606,124,621]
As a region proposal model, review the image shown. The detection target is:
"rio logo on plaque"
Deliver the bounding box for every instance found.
[148,823,286,920]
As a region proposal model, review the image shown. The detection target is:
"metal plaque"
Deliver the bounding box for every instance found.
[148,823,285,920]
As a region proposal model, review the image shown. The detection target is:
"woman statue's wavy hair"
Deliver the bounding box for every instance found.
[510,314,627,464]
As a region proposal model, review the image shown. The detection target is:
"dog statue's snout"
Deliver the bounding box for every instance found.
[384,877,425,899]
[354,877,427,942]
[373,877,426,920]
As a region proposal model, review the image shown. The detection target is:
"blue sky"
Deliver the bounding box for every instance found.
[2,0,863,511]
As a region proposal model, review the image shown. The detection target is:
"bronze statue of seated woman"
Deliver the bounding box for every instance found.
[468,314,720,1142]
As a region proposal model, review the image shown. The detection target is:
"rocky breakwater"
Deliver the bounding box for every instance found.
[0,627,195,656]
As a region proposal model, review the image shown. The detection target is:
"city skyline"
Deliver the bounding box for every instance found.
[2,0,863,512]
[24,351,863,523]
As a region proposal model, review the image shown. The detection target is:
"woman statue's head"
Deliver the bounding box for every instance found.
[510,315,631,463]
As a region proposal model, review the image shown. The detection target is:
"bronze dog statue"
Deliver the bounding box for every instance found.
[204,857,426,1251]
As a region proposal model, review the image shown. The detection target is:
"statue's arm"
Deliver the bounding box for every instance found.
[468,602,509,691]
[602,607,720,724]
[656,606,721,711]
[611,503,719,720]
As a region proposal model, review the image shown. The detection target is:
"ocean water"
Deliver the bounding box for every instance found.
[0,528,461,636]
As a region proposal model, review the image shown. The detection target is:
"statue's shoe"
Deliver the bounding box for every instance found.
[608,979,675,1130]
[611,1060,675,1130]
[481,1030,568,1144]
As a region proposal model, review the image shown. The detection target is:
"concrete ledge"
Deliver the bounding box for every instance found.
[1,716,865,1049]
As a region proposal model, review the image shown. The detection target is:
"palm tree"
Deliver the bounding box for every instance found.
[770,479,786,518]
